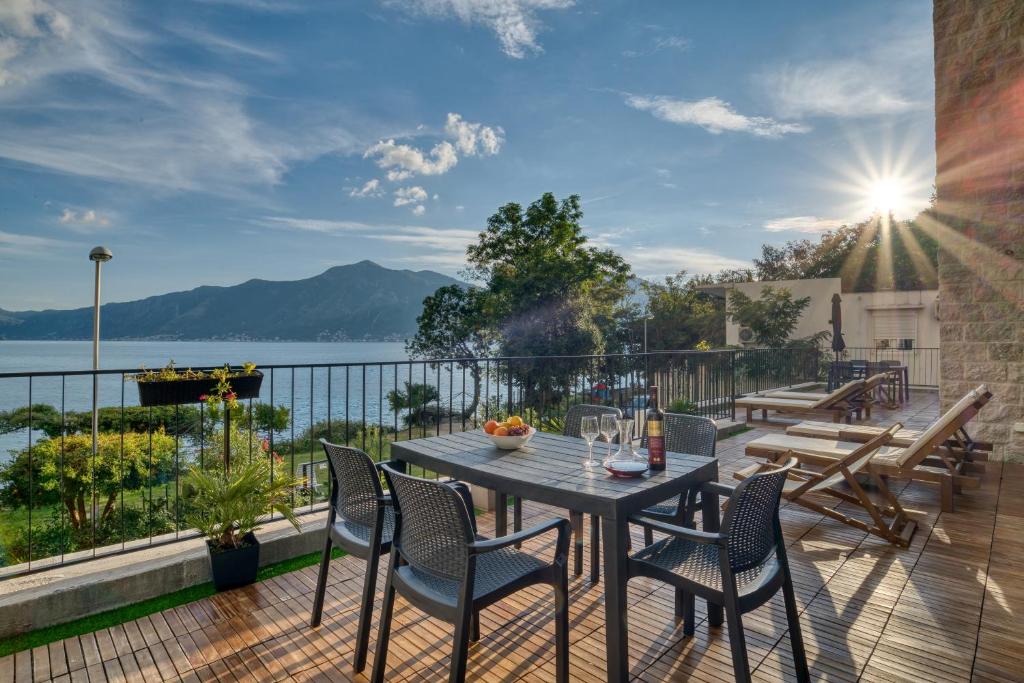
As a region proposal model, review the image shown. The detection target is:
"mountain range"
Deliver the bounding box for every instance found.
[0,261,462,341]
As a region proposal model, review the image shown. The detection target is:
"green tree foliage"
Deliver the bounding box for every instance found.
[750,215,939,291]
[386,382,447,427]
[0,431,176,529]
[727,287,812,347]
[640,272,725,350]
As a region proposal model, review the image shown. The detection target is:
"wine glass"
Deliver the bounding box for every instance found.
[599,414,618,465]
[580,415,600,468]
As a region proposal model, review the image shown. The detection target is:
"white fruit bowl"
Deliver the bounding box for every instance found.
[486,426,536,450]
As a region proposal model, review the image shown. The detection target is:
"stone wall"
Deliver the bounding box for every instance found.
[934,0,1024,460]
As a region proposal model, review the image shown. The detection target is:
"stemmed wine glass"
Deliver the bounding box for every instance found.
[599,414,618,466]
[580,415,600,468]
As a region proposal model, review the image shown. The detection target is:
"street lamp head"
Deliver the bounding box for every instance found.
[89,246,113,262]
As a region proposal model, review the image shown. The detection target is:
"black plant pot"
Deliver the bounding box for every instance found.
[136,370,263,407]
[207,532,260,591]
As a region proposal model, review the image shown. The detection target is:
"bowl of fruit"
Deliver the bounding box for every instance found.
[483,416,536,450]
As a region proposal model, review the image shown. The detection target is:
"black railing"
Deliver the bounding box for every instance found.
[831,347,940,388]
[0,347,824,577]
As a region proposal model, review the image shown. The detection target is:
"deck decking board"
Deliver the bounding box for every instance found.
[9,391,1024,682]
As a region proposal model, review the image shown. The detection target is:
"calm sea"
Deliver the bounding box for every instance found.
[0,340,420,456]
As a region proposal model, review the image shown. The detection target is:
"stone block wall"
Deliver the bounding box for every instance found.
[934,0,1024,460]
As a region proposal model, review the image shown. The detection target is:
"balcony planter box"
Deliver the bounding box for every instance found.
[135,371,263,407]
[208,532,260,591]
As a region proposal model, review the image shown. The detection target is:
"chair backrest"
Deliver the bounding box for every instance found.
[563,403,621,438]
[721,458,797,572]
[801,423,902,491]
[861,372,888,392]
[641,412,717,458]
[893,384,991,467]
[380,464,475,582]
[811,379,864,408]
[320,439,385,529]
[878,359,902,367]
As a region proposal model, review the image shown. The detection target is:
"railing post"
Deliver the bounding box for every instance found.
[730,350,737,421]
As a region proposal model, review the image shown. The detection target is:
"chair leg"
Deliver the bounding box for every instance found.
[470,610,480,643]
[644,526,653,547]
[514,497,523,548]
[554,567,569,683]
[353,550,381,672]
[590,514,600,583]
[782,571,810,683]
[450,603,473,683]
[570,511,583,576]
[369,571,397,683]
[309,535,332,628]
[723,594,751,683]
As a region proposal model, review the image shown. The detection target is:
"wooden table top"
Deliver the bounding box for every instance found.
[390,429,718,519]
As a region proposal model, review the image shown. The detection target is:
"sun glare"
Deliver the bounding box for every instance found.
[867,178,907,215]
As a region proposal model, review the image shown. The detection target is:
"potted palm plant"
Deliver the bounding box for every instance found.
[185,456,300,591]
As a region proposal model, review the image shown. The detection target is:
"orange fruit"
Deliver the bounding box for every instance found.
[508,416,524,426]
[484,419,499,434]
[494,426,510,436]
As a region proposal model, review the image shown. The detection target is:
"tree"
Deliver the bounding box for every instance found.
[411,192,633,412]
[640,272,725,350]
[407,285,493,419]
[0,431,176,529]
[748,215,939,291]
[386,382,447,427]
[727,286,812,347]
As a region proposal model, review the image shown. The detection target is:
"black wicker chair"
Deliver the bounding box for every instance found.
[636,412,717,546]
[627,459,809,683]
[309,439,394,673]
[373,465,571,683]
[563,403,622,581]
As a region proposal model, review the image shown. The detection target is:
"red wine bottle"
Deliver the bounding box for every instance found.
[646,385,666,471]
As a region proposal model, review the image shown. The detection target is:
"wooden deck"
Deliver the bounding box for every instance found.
[6,390,1023,682]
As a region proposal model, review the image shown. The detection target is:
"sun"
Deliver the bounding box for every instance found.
[867,178,907,215]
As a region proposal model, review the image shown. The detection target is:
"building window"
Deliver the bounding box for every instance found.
[872,310,917,350]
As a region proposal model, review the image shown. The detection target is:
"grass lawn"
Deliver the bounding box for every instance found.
[0,546,346,657]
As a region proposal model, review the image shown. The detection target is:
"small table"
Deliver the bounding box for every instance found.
[390,430,720,683]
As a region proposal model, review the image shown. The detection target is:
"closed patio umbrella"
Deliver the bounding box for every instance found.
[829,293,846,389]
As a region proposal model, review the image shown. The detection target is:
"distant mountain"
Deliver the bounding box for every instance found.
[0,261,463,341]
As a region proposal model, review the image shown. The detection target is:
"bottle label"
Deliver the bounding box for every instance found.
[648,433,666,467]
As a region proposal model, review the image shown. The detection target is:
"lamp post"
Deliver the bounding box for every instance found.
[89,246,112,464]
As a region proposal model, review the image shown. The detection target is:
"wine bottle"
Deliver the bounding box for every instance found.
[646,385,666,471]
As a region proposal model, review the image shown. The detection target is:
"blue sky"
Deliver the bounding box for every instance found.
[0,0,935,310]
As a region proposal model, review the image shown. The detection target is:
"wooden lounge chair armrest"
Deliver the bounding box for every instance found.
[471,518,571,561]
[627,515,727,546]
[787,449,843,468]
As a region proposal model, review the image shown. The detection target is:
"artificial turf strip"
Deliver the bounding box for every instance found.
[0,546,346,657]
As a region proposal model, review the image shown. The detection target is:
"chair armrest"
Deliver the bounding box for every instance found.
[374,459,398,470]
[701,481,735,501]
[470,518,571,559]
[627,515,726,546]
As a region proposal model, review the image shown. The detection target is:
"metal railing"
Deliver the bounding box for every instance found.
[0,347,824,577]
[830,347,940,387]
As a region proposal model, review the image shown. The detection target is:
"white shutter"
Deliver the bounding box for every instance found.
[872,310,917,343]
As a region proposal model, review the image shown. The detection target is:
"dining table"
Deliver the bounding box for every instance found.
[389,429,720,683]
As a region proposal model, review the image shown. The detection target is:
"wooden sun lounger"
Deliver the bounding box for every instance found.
[757,373,888,418]
[743,385,993,512]
[735,425,917,547]
[735,379,867,425]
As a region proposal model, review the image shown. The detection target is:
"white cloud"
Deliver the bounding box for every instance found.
[763,216,845,233]
[0,229,71,256]
[444,113,504,156]
[393,185,428,207]
[625,95,809,138]
[411,204,426,216]
[58,207,111,230]
[365,139,458,179]
[349,178,383,198]
[623,34,690,58]
[260,217,372,233]
[382,0,574,58]
[627,246,749,278]
[760,61,922,119]
[0,2,364,196]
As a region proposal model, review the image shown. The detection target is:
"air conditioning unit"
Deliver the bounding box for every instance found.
[738,327,755,345]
